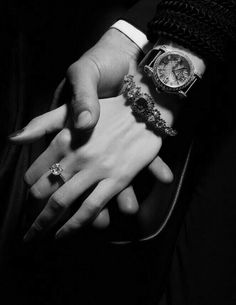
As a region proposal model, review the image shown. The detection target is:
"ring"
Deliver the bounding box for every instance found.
[49,163,66,183]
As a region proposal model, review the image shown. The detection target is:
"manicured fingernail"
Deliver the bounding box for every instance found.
[9,128,25,138]
[23,229,35,243]
[75,111,92,128]
[55,230,64,240]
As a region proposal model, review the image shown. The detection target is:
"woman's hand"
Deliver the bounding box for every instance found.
[15,91,174,241]
[10,28,172,223]
[9,27,175,234]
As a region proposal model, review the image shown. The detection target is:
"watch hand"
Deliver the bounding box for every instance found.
[174,67,186,72]
[172,69,179,84]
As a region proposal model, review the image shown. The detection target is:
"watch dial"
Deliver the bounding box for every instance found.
[155,53,192,88]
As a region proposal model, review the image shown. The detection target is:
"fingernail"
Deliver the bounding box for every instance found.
[55,230,64,240]
[75,111,92,129]
[8,128,25,138]
[23,229,35,243]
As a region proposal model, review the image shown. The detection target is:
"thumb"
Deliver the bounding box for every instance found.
[148,156,174,184]
[9,104,68,143]
[67,59,100,130]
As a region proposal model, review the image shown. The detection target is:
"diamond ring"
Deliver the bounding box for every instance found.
[49,163,66,183]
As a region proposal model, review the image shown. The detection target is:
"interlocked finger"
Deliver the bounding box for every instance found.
[24,128,72,186]
[56,179,120,238]
[29,159,75,201]
[117,186,139,214]
[92,208,110,229]
[24,145,65,187]
[148,156,173,183]
[24,169,99,242]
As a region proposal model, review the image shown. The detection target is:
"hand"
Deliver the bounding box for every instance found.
[55,28,143,130]
[10,29,174,230]
[42,29,173,221]
[11,89,175,241]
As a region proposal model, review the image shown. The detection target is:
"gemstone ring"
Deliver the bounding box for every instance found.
[49,163,66,183]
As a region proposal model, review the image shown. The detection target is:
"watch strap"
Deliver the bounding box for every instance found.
[141,45,202,98]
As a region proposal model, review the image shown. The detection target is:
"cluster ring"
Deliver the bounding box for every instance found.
[49,163,66,183]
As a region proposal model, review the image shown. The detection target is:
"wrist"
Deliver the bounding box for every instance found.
[136,74,179,127]
[139,40,206,99]
[154,40,206,76]
[122,73,179,137]
[101,28,142,59]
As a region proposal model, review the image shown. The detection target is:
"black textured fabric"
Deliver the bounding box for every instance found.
[147,0,236,61]
[121,0,161,35]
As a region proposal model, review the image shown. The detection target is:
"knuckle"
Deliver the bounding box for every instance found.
[66,57,92,79]
[32,220,43,233]
[68,218,81,229]
[116,172,131,186]
[28,116,41,127]
[53,129,71,148]
[99,156,116,173]
[66,62,78,78]
[66,60,87,84]
[84,199,101,216]
[76,146,97,162]
[30,185,44,200]
[49,194,67,211]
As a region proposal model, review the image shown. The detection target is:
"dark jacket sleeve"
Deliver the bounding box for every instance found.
[121,0,235,62]
[120,0,162,35]
[147,0,236,62]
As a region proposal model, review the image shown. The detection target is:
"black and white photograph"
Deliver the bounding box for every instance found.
[0,1,236,304]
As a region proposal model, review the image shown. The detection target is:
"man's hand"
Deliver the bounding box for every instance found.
[9,29,174,232]
[60,28,142,130]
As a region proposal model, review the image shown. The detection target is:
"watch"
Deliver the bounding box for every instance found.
[141,45,202,98]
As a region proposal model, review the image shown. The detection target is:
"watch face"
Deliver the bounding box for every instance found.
[153,51,194,90]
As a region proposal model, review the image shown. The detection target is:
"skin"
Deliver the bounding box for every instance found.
[20,89,174,241]
[55,28,176,197]
[9,30,205,241]
[9,26,206,241]
[10,29,175,238]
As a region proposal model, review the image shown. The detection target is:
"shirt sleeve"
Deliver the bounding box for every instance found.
[110,0,163,53]
[110,20,153,54]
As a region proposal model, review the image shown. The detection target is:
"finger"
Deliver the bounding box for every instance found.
[56,179,119,238]
[67,60,100,130]
[9,105,68,143]
[92,208,110,229]
[50,78,66,110]
[23,169,98,242]
[24,129,71,186]
[148,156,173,183]
[117,186,139,215]
[29,157,75,201]
[25,145,63,187]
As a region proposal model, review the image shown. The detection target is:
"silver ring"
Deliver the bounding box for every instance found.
[49,163,66,183]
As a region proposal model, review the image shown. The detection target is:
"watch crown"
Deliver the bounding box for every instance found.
[144,65,153,77]
[178,90,187,98]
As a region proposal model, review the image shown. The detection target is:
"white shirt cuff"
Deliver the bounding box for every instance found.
[110,20,153,54]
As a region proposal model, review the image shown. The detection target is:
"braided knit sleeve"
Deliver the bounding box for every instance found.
[147,0,236,61]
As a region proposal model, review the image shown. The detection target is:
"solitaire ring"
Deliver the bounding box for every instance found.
[49,163,66,183]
